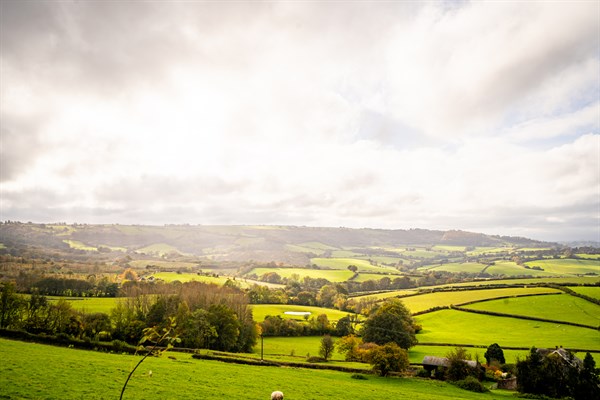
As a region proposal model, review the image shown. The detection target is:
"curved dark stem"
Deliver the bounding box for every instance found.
[119,337,165,400]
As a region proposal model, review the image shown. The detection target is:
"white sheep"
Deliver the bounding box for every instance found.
[271,391,284,400]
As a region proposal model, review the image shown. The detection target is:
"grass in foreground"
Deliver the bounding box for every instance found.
[0,338,514,400]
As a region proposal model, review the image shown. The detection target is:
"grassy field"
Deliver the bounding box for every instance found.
[251,304,354,322]
[484,261,550,277]
[47,296,121,314]
[249,267,354,282]
[0,338,514,400]
[418,262,487,274]
[523,258,599,275]
[310,258,397,273]
[415,309,600,350]
[401,287,561,314]
[568,286,600,300]
[149,271,244,286]
[63,239,98,252]
[463,293,600,327]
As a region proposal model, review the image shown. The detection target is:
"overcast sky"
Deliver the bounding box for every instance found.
[1,1,598,242]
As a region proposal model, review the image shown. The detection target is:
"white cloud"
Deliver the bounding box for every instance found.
[1,1,598,241]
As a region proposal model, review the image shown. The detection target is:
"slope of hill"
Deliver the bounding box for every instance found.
[0,222,558,265]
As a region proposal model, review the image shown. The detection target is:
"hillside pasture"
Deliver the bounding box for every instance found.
[0,339,512,400]
[568,286,600,300]
[48,296,120,314]
[310,257,397,273]
[418,262,487,274]
[249,267,354,282]
[415,309,600,350]
[149,272,248,287]
[523,258,599,275]
[401,287,561,314]
[463,293,600,327]
[62,239,97,252]
[251,304,353,323]
[484,261,552,277]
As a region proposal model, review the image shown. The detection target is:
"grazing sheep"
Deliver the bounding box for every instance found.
[271,391,284,400]
[148,370,152,377]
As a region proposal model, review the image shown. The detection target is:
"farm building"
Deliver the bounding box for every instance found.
[536,347,583,369]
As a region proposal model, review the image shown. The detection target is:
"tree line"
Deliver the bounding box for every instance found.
[0,281,258,353]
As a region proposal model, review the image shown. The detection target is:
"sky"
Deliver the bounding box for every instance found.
[1,1,599,242]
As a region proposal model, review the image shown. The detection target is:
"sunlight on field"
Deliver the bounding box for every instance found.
[464,293,600,326]
[523,259,600,275]
[251,304,353,322]
[415,309,600,350]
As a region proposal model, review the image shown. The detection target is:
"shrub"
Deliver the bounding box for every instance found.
[367,342,410,377]
[452,376,489,393]
[350,373,368,380]
[416,368,431,378]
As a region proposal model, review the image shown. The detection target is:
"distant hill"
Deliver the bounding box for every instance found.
[0,222,558,264]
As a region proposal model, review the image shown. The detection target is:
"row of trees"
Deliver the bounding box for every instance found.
[0,281,258,353]
[517,347,599,400]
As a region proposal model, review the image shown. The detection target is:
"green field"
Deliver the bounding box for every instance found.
[463,293,600,327]
[568,286,600,300]
[0,338,513,400]
[484,261,550,277]
[48,296,121,314]
[150,271,243,287]
[415,309,600,350]
[523,258,600,275]
[310,258,397,273]
[418,262,487,274]
[401,287,561,314]
[251,304,354,323]
[62,239,98,252]
[249,267,354,282]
